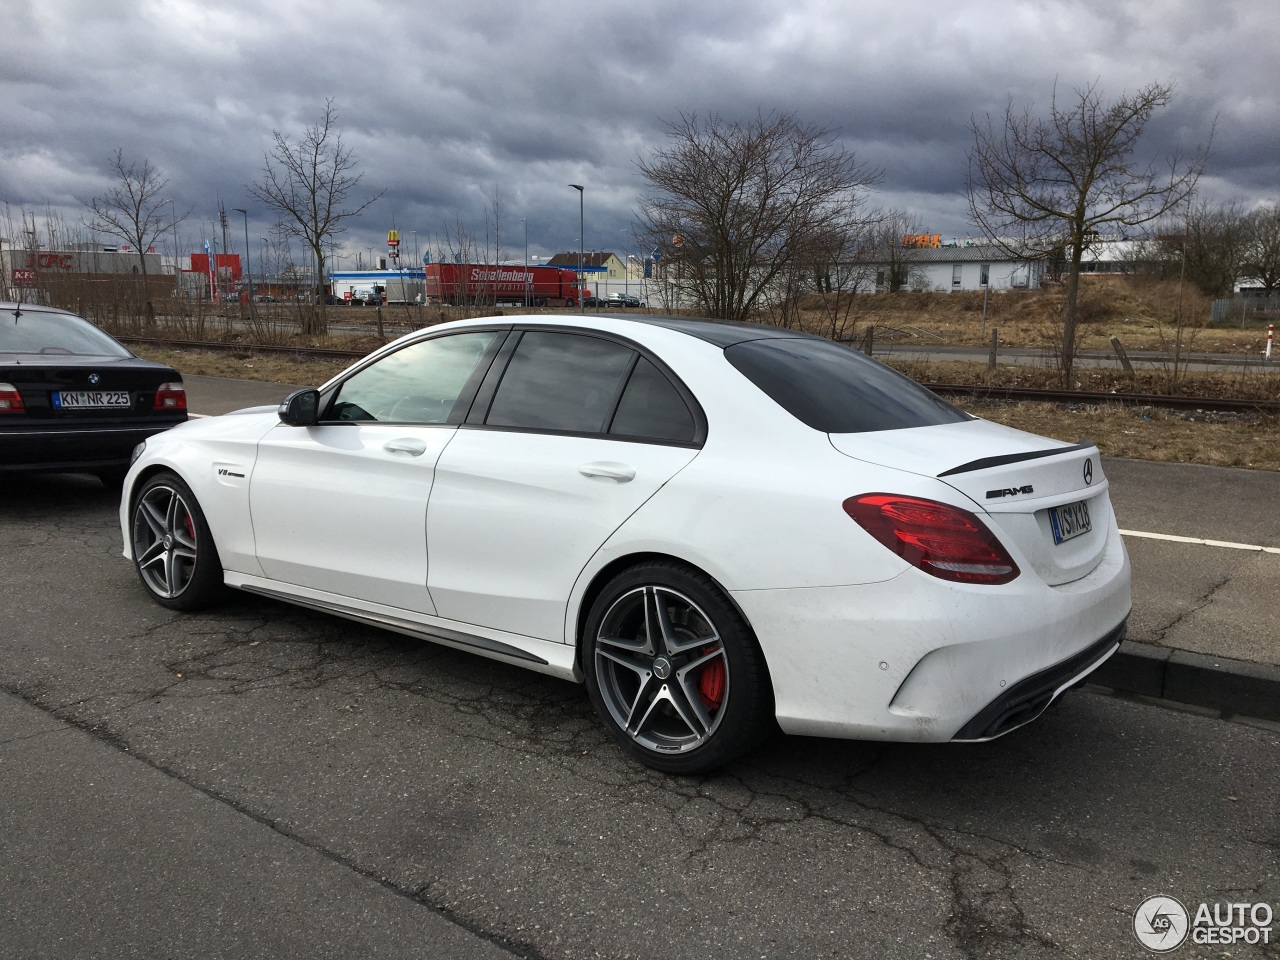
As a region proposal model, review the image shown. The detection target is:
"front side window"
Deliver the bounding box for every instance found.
[486,331,635,434]
[327,330,498,423]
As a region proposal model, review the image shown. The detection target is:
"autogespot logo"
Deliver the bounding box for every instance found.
[1134,897,1276,952]
[1134,896,1190,953]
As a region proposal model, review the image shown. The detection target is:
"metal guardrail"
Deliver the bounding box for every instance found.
[118,336,1280,415]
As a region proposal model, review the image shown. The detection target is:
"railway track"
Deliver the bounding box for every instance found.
[119,336,1280,415]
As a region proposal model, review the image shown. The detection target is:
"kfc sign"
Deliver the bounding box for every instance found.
[24,253,74,270]
[12,268,37,286]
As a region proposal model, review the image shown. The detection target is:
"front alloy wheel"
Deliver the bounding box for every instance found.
[584,562,771,773]
[131,473,223,610]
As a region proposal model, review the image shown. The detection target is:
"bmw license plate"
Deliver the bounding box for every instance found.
[54,391,131,409]
[1049,499,1092,545]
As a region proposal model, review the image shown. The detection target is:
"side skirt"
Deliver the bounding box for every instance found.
[230,577,582,682]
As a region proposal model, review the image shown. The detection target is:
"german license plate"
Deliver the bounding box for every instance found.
[1049,499,1092,545]
[53,390,131,409]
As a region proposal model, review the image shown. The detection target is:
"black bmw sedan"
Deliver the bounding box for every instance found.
[1,302,186,486]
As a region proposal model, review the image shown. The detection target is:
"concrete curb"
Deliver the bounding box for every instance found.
[1090,640,1280,723]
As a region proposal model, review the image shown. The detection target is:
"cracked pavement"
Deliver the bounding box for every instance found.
[1,468,1278,960]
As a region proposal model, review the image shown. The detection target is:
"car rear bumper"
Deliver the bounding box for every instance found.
[732,524,1132,742]
[0,421,184,472]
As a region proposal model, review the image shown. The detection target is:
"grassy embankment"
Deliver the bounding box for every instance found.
[129,277,1280,471]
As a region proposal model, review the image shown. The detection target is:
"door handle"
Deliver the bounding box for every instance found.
[384,437,428,457]
[579,461,635,482]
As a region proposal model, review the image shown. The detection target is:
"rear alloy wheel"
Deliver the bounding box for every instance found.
[131,472,224,610]
[584,562,771,773]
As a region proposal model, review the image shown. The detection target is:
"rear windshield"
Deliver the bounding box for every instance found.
[724,337,970,433]
[0,312,132,357]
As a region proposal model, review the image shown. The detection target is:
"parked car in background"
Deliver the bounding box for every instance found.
[1,302,186,486]
[582,294,604,307]
[348,287,383,306]
[604,292,646,308]
[120,314,1129,773]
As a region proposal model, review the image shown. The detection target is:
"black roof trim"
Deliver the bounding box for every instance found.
[626,315,824,348]
[937,440,1096,477]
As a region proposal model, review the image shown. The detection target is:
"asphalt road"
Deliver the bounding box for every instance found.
[1,456,1278,958]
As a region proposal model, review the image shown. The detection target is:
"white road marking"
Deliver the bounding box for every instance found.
[1120,529,1280,555]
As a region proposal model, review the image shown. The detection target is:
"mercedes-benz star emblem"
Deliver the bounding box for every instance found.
[1083,458,1094,485]
[652,657,672,681]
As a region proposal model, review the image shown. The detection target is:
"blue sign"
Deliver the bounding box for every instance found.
[423,252,431,266]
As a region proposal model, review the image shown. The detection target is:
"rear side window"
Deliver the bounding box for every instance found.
[724,337,970,433]
[608,357,697,443]
[487,331,635,434]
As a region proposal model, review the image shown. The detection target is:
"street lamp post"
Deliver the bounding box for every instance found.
[232,208,253,318]
[167,199,180,296]
[520,217,528,309]
[569,184,584,314]
[261,238,270,298]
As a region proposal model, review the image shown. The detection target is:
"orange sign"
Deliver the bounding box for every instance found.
[902,233,941,249]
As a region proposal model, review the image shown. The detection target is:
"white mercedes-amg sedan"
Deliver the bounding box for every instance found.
[121,315,1131,773]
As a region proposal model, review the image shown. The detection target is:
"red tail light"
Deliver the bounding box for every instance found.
[0,383,25,413]
[153,382,187,411]
[843,494,1020,585]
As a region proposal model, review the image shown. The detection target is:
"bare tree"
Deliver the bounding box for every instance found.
[637,110,879,322]
[249,99,383,333]
[85,149,184,309]
[967,80,1209,381]
[859,209,930,293]
[1157,198,1248,297]
[1242,201,1280,293]
[485,185,506,267]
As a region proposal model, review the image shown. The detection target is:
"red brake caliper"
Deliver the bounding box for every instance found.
[698,646,726,709]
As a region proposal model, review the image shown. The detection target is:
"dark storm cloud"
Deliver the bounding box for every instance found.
[2,0,1275,263]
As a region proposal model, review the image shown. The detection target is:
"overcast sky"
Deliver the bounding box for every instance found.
[2,0,1277,270]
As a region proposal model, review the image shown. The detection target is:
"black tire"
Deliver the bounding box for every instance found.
[583,561,772,774]
[130,471,225,611]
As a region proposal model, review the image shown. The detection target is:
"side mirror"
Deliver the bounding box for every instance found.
[278,388,320,426]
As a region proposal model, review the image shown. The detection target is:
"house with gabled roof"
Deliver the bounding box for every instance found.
[547,251,627,280]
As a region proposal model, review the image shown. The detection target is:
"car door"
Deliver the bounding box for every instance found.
[248,329,504,614]
[427,329,704,642]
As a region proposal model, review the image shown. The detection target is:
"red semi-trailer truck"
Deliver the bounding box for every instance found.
[423,263,582,307]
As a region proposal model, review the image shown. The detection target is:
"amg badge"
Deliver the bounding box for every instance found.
[987,485,1034,499]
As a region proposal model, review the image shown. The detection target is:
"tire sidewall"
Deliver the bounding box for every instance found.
[582,561,770,774]
[131,471,223,611]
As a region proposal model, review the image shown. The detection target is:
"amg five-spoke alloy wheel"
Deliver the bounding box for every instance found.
[131,472,224,610]
[584,562,772,774]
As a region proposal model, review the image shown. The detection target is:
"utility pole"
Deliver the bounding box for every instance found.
[218,205,230,304]
[232,208,253,318]
[569,184,584,314]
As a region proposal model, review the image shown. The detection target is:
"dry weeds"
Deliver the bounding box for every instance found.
[959,401,1280,471]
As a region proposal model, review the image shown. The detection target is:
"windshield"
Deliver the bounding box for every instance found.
[0,311,133,357]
